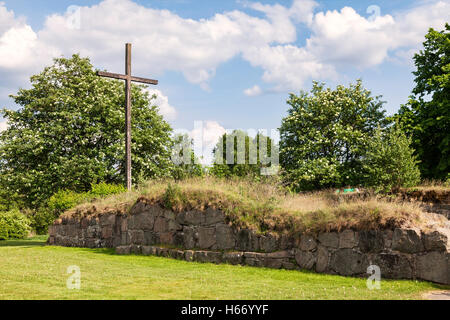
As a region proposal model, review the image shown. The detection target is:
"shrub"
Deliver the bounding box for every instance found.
[27,209,56,235]
[0,210,31,240]
[90,182,127,198]
[363,125,421,192]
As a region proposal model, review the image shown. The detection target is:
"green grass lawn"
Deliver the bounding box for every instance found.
[0,237,447,300]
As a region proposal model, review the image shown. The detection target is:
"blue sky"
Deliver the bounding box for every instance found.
[0,0,449,162]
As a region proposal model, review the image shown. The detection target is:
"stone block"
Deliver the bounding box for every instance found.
[295,250,316,270]
[216,224,235,250]
[416,252,449,285]
[318,232,339,248]
[194,251,222,264]
[159,232,175,245]
[392,228,424,253]
[260,234,278,253]
[116,246,131,255]
[185,250,195,261]
[339,230,359,249]
[236,229,252,251]
[299,235,317,251]
[316,245,329,273]
[359,230,384,253]
[330,249,368,276]
[423,228,450,252]
[154,217,169,233]
[198,227,216,249]
[128,230,145,245]
[203,208,225,225]
[370,253,413,279]
[223,252,244,265]
[182,226,196,249]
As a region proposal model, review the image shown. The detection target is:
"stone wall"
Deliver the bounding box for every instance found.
[48,200,450,285]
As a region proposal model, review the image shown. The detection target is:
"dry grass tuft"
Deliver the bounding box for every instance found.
[65,177,439,235]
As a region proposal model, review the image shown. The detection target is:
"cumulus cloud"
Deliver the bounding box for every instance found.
[244,85,263,96]
[146,89,177,121]
[0,0,449,98]
[191,121,226,165]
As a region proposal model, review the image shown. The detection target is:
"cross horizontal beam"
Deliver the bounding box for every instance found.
[97,71,158,85]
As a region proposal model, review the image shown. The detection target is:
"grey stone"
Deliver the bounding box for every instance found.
[330,249,368,276]
[142,246,157,256]
[154,217,169,233]
[144,231,159,245]
[359,230,384,253]
[282,261,297,270]
[198,227,216,249]
[194,251,222,264]
[260,234,278,252]
[236,229,252,251]
[130,245,142,254]
[423,228,450,252]
[134,212,155,230]
[101,226,113,239]
[178,210,204,226]
[216,224,235,250]
[168,249,185,260]
[371,253,413,279]
[116,246,131,255]
[182,226,196,249]
[245,258,264,267]
[382,230,393,249]
[392,228,424,253]
[129,201,147,215]
[168,220,182,232]
[295,250,316,270]
[203,208,225,225]
[266,251,292,259]
[128,230,145,245]
[316,245,329,273]
[299,235,317,251]
[417,252,449,285]
[223,252,244,265]
[100,214,116,227]
[159,232,175,245]
[263,258,283,269]
[279,234,295,250]
[155,247,169,257]
[339,230,359,249]
[318,232,339,248]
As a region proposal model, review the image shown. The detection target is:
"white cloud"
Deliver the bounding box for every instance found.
[244,85,263,96]
[146,89,177,121]
[191,121,226,165]
[0,0,449,98]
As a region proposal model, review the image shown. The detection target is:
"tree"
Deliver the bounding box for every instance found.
[363,125,421,192]
[0,55,174,208]
[280,80,389,191]
[171,134,204,180]
[210,130,278,178]
[397,24,450,179]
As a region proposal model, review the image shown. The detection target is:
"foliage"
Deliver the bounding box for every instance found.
[362,125,421,192]
[210,130,278,178]
[280,80,389,191]
[0,210,31,240]
[396,24,450,179]
[171,134,204,180]
[0,54,175,208]
[29,182,127,234]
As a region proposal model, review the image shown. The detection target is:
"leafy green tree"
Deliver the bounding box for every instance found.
[397,24,450,179]
[363,125,421,192]
[171,134,204,180]
[280,80,389,191]
[0,55,174,208]
[210,130,278,178]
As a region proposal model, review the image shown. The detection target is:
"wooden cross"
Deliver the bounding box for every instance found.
[97,43,158,191]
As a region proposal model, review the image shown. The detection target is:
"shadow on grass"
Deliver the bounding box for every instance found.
[0,240,47,247]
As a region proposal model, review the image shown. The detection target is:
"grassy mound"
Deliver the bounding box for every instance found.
[64,177,447,235]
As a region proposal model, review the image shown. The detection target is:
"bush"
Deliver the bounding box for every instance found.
[90,182,127,198]
[0,210,31,240]
[35,182,127,234]
[363,125,421,192]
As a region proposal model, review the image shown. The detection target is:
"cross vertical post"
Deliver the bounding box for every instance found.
[96,43,159,191]
[125,43,132,191]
